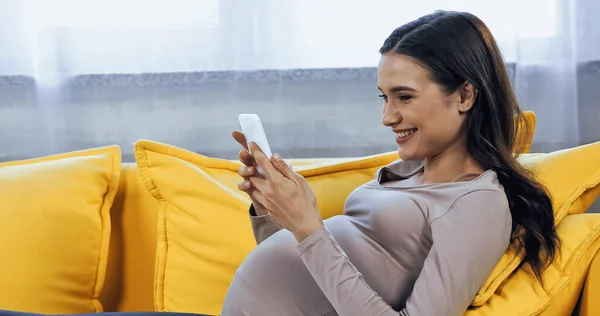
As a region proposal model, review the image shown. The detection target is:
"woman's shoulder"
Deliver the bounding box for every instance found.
[433,173,511,223]
[452,169,507,199]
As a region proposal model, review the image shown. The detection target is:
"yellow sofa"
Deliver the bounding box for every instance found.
[96,160,600,315]
[1,109,599,316]
[0,146,598,315]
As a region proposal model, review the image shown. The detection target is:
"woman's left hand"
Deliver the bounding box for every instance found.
[246,142,324,242]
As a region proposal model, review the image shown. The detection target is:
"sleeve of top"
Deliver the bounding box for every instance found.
[297,190,512,316]
[249,204,282,244]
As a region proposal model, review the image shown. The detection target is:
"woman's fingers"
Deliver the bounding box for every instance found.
[239,148,256,167]
[232,131,249,150]
[233,130,258,168]
[237,178,252,191]
[238,165,256,177]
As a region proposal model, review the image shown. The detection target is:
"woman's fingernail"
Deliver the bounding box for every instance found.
[273,153,282,161]
[247,166,254,173]
[245,181,251,188]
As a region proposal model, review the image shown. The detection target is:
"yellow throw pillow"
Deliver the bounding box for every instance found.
[520,142,600,220]
[466,214,600,316]
[514,111,536,154]
[472,141,600,306]
[134,140,397,314]
[0,146,121,313]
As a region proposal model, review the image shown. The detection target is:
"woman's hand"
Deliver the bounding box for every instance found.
[232,131,268,216]
[247,141,324,242]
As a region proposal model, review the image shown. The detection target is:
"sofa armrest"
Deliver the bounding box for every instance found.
[578,248,600,316]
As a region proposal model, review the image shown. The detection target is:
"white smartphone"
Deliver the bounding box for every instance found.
[238,113,273,177]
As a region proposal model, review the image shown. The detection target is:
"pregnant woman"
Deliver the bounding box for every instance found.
[222,10,560,316]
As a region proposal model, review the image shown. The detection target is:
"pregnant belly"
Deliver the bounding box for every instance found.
[222,229,334,316]
[221,216,417,315]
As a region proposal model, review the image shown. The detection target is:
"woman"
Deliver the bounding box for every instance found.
[222,10,559,316]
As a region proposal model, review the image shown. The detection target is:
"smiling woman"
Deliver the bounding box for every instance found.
[222,10,559,316]
[376,11,559,282]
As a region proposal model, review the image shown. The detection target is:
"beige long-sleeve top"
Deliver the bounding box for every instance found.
[221,159,512,316]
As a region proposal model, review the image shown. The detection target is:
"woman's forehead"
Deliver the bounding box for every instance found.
[377,54,430,91]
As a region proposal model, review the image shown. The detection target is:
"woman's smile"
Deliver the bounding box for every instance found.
[394,128,418,145]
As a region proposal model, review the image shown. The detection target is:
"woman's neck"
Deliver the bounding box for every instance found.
[420,143,483,185]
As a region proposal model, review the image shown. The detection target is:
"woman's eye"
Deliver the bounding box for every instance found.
[399,94,412,101]
[378,94,388,102]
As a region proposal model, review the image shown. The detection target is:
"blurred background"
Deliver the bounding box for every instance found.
[0,1,598,173]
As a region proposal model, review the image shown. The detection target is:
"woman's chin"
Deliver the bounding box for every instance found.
[397,147,421,161]
[397,148,412,160]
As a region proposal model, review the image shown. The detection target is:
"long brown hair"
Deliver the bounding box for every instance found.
[379,10,560,284]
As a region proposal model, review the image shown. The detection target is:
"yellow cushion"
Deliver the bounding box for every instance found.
[134,140,398,314]
[514,111,536,154]
[472,141,600,305]
[579,248,600,316]
[0,146,121,313]
[521,142,600,221]
[466,214,600,315]
[134,138,599,314]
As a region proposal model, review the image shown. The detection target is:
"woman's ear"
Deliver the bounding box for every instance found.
[458,82,477,113]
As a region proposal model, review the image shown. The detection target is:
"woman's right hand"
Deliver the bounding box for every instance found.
[232,130,269,216]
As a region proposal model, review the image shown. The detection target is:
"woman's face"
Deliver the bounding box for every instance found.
[377,53,471,161]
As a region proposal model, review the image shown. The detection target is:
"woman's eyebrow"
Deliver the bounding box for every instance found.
[378,85,417,93]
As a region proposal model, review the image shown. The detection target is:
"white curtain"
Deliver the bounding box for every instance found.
[0,0,598,159]
[1,0,580,73]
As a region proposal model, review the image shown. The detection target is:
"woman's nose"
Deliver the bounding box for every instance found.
[382,105,400,127]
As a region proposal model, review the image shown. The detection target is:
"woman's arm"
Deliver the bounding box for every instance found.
[249,204,282,244]
[297,190,511,316]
